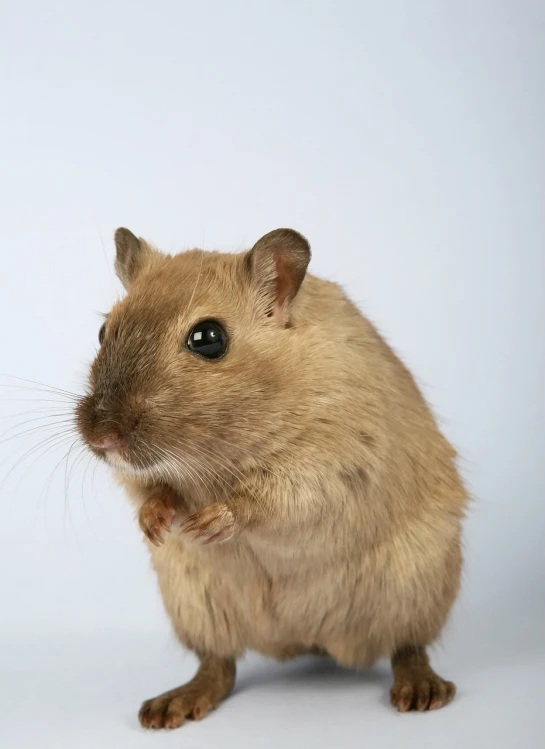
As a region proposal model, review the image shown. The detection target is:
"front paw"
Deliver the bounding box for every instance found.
[181,503,235,545]
[139,498,177,547]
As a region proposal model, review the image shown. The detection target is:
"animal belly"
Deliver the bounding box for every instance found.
[149,538,289,657]
[147,527,456,666]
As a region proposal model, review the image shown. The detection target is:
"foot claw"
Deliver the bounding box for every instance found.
[191,695,213,721]
[391,673,455,713]
[139,686,219,730]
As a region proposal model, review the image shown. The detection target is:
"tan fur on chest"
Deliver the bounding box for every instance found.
[129,454,463,667]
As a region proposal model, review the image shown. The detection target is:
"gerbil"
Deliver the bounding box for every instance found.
[77,227,467,728]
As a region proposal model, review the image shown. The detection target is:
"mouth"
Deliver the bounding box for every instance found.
[97,445,157,478]
[88,432,138,471]
[87,431,168,479]
[76,396,162,478]
[88,432,129,461]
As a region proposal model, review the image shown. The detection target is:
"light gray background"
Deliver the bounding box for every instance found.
[0,1,543,747]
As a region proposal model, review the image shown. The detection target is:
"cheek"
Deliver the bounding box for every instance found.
[88,357,105,391]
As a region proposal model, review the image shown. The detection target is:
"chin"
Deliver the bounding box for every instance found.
[104,449,184,485]
[105,450,153,477]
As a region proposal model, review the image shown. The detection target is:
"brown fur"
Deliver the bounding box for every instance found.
[76,227,468,727]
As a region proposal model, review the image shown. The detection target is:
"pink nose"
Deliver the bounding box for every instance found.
[89,433,125,451]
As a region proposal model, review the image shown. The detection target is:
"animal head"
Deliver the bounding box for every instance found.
[76,227,311,484]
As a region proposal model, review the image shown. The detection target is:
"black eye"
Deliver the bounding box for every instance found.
[187,320,227,360]
[98,323,106,345]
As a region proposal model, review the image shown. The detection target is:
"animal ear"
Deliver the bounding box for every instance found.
[114,227,156,290]
[245,228,311,325]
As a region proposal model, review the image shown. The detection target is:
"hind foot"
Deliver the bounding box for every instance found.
[139,655,236,730]
[390,645,456,712]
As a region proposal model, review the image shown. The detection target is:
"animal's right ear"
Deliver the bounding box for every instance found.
[114,227,156,290]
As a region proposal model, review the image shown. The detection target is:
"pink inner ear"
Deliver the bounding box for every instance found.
[275,253,291,306]
[272,252,292,322]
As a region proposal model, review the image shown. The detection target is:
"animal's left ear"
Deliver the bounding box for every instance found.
[245,228,311,325]
[114,227,157,290]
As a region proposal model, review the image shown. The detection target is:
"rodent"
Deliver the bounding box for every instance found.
[76,227,468,729]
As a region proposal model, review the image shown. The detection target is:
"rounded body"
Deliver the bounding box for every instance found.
[121,273,467,666]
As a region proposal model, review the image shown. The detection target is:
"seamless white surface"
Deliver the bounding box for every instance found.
[0,1,543,747]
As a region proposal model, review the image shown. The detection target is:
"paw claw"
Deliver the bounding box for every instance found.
[158,517,170,532]
[180,503,235,546]
[139,497,178,546]
[202,533,222,545]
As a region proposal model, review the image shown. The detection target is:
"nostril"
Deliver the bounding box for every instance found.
[89,433,125,451]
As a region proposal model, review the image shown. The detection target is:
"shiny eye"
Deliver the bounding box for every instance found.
[187,320,227,360]
[98,323,106,345]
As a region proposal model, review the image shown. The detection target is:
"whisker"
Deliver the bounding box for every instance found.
[0,416,76,443]
[58,440,82,542]
[79,451,99,532]
[0,384,79,401]
[60,442,88,529]
[0,396,81,405]
[0,373,81,400]
[150,441,230,505]
[0,425,78,452]
[8,433,79,506]
[170,436,256,488]
[39,438,79,528]
[0,429,79,491]
[155,443,214,499]
[0,406,74,422]
[89,454,102,508]
[69,444,92,490]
